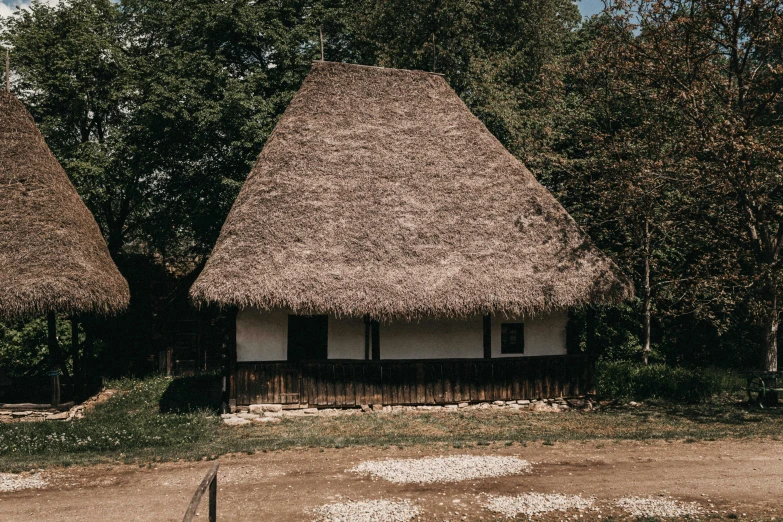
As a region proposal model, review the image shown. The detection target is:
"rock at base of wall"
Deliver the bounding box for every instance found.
[252,416,281,423]
[249,403,283,413]
[222,416,251,426]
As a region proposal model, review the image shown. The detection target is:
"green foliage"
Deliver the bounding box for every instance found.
[595,361,744,403]
[0,317,74,378]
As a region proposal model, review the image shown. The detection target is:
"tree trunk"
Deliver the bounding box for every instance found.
[765,291,779,373]
[642,216,652,365]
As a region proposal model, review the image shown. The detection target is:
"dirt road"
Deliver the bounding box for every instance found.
[1,439,781,521]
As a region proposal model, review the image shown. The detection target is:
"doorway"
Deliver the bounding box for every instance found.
[287,315,328,361]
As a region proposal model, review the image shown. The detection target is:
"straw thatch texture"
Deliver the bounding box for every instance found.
[0,92,129,320]
[191,62,632,319]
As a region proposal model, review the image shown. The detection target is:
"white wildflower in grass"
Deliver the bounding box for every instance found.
[616,496,704,518]
[483,493,594,518]
[350,455,531,484]
[311,499,419,522]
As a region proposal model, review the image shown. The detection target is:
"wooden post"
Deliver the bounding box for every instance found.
[182,462,219,522]
[364,315,370,360]
[208,471,217,522]
[71,317,80,401]
[224,308,238,412]
[371,320,380,361]
[5,49,9,93]
[483,314,492,358]
[47,311,60,406]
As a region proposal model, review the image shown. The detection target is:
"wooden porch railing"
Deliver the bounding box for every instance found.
[233,354,593,407]
[182,462,219,522]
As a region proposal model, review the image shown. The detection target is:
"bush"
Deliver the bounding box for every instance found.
[595,361,744,402]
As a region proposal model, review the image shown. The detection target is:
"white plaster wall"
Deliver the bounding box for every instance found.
[491,310,568,357]
[379,316,484,359]
[236,307,288,361]
[235,308,568,361]
[328,316,365,359]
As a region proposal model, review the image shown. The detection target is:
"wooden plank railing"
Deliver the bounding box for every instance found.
[234,355,593,407]
[182,462,219,522]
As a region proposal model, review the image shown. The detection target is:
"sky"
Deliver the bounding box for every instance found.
[1,0,607,19]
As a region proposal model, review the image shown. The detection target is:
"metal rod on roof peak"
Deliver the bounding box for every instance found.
[319,27,324,61]
[432,34,436,73]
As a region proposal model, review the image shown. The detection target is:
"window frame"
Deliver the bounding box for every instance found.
[500,322,525,354]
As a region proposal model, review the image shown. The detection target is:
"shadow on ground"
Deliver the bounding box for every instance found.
[159,374,222,413]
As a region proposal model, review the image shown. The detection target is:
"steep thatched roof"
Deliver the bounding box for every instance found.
[191,62,632,319]
[0,92,129,320]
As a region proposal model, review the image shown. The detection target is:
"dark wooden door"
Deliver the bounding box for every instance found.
[287,315,328,361]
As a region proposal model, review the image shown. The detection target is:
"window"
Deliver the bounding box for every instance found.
[501,323,524,354]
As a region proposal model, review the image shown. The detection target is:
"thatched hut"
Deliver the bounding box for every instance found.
[0,91,129,320]
[192,62,632,409]
[1,90,129,404]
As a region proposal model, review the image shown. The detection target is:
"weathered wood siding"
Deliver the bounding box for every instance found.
[233,355,593,406]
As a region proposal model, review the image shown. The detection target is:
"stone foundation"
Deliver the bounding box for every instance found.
[221,397,594,425]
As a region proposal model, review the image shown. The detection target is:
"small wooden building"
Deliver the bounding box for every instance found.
[191,62,632,409]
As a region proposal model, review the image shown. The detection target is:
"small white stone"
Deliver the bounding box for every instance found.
[303,408,319,415]
[252,416,281,423]
[222,416,250,426]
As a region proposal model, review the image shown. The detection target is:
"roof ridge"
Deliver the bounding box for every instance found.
[313,60,446,77]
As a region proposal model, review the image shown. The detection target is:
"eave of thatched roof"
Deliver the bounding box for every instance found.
[191,62,633,320]
[0,92,130,320]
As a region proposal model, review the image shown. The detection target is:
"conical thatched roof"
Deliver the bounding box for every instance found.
[191,62,632,319]
[0,91,130,320]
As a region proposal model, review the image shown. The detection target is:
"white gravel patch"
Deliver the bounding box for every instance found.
[350,455,531,484]
[617,496,704,518]
[483,493,594,518]
[310,499,419,522]
[0,473,47,492]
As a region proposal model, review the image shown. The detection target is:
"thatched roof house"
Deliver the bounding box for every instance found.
[192,62,631,319]
[194,62,632,409]
[0,91,129,320]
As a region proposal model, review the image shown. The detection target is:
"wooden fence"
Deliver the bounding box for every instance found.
[232,355,593,407]
[182,462,219,522]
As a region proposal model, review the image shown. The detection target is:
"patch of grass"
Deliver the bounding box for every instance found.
[3,375,783,471]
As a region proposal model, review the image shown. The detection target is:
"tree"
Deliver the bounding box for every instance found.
[586,0,783,370]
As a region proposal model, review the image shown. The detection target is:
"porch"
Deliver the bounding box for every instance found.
[230,354,593,407]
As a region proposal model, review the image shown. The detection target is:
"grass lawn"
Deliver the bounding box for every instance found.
[1,375,781,471]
